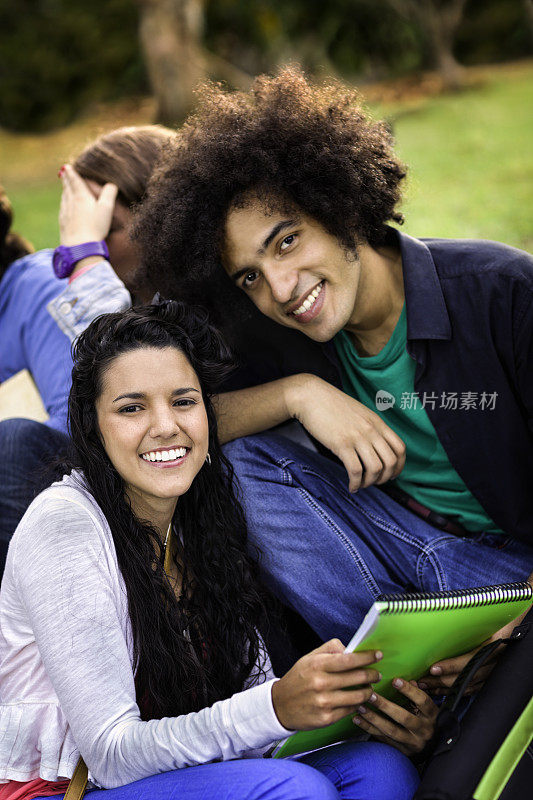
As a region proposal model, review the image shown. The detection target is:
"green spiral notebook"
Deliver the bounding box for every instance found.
[271,581,532,759]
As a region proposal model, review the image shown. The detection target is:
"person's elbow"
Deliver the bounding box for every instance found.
[85,721,154,789]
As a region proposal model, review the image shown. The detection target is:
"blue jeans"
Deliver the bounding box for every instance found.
[223,432,533,644]
[40,741,419,800]
[0,417,72,575]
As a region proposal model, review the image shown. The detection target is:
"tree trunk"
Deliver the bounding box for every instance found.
[523,0,533,42]
[387,0,467,89]
[138,0,206,125]
[424,15,464,88]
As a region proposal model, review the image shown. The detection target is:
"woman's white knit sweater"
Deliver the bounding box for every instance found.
[0,473,290,789]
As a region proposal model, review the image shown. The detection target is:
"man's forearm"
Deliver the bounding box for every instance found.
[213,374,313,444]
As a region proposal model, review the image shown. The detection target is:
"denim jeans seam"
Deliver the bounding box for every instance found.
[352,505,426,548]
[278,460,456,594]
[300,464,435,552]
[274,455,295,468]
[415,538,454,590]
[296,486,382,598]
[273,456,298,487]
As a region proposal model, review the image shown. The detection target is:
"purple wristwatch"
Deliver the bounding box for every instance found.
[52,240,109,279]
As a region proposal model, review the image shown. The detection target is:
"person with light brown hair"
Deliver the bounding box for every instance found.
[0,125,176,571]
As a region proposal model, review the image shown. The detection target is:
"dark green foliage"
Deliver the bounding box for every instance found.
[456,0,533,65]
[0,0,146,132]
[205,0,531,80]
[204,0,425,79]
[0,0,530,132]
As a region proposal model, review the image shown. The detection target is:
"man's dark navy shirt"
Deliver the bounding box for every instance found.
[224,228,533,546]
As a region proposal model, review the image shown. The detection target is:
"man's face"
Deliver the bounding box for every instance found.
[223,200,361,342]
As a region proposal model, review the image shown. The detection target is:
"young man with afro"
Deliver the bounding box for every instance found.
[133,67,533,694]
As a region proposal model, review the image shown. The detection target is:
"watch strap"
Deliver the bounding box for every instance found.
[53,240,109,279]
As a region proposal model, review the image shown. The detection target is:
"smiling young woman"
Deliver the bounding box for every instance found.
[95,346,209,533]
[0,302,421,800]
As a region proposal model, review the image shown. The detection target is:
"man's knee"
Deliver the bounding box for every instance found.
[223,434,287,494]
[223,432,277,465]
[223,431,311,483]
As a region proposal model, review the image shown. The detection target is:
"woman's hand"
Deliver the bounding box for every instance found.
[271,639,383,731]
[59,164,118,246]
[353,678,438,756]
[284,374,406,492]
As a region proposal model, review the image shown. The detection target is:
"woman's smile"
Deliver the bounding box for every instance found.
[140,445,191,467]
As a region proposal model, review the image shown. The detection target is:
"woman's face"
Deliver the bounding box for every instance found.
[86,180,143,296]
[95,346,209,521]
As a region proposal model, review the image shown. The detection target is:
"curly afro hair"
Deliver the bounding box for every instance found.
[133,65,407,335]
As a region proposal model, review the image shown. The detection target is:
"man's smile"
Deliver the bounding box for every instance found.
[287,280,326,323]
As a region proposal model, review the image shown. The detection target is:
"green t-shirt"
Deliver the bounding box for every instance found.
[333,305,502,534]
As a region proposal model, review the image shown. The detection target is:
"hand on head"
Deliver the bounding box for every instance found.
[58,164,118,247]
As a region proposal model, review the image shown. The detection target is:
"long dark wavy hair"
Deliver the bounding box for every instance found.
[67,301,271,719]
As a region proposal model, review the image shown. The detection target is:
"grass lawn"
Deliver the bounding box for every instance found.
[387,62,533,251]
[1,61,532,253]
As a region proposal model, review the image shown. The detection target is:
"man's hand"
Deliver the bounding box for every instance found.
[353,678,439,756]
[419,607,530,696]
[271,639,383,731]
[285,374,406,492]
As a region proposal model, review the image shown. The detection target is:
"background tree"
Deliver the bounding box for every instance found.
[523,0,533,38]
[0,0,145,133]
[137,0,206,124]
[384,0,467,88]
[137,0,251,124]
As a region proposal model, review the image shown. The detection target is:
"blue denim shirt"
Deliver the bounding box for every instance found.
[47,260,131,342]
[0,250,71,431]
[0,251,130,433]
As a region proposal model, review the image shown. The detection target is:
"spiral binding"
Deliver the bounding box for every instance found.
[376,581,532,614]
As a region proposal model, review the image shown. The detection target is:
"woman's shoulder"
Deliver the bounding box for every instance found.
[14,471,111,552]
[6,471,119,593]
[0,249,66,319]
[31,469,101,510]
[2,248,54,282]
